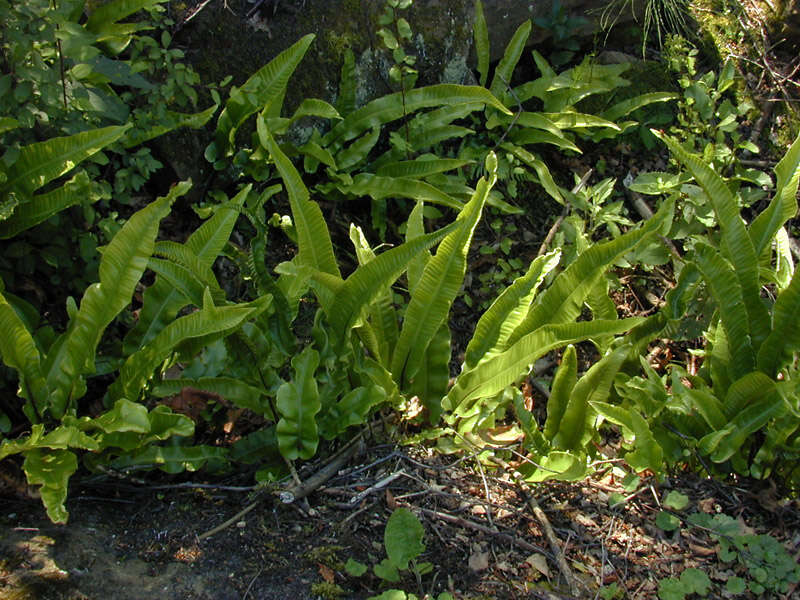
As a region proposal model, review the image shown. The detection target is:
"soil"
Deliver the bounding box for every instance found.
[3,444,800,600]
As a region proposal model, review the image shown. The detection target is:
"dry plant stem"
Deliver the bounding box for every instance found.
[198,434,363,540]
[536,169,593,257]
[413,506,548,555]
[489,456,580,597]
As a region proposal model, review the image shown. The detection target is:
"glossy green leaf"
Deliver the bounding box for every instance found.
[749,131,800,257]
[473,0,490,86]
[44,182,189,418]
[464,250,560,369]
[489,19,531,100]
[111,291,269,402]
[323,84,510,148]
[153,377,274,418]
[501,143,564,204]
[600,92,678,122]
[446,318,643,419]
[376,158,474,178]
[758,265,800,376]
[124,186,246,353]
[392,161,496,384]
[23,448,77,523]
[591,400,663,473]
[343,173,463,209]
[212,34,314,157]
[276,347,321,460]
[0,172,92,238]
[0,290,47,411]
[543,344,577,441]
[2,125,129,200]
[261,123,340,279]
[385,507,425,569]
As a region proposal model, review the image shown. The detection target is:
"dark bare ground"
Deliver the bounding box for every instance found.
[3,442,800,600]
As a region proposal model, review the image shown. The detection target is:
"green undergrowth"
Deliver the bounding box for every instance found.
[0,5,799,577]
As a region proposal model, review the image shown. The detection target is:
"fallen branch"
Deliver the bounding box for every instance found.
[414,506,549,555]
[198,434,363,540]
[489,456,581,598]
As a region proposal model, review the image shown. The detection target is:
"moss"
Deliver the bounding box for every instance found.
[309,582,347,599]
[304,545,346,570]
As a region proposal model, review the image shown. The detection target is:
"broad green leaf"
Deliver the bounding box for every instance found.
[473,0,490,87]
[23,448,77,523]
[758,265,800,376]
[489,19,531,100]
[86,0,167,32]
[276,347,321,460]
[591,400,663,473]
[408,323,451,423]
[385,507,425,569]
[552,345,630,451]
[376,158,474,178]
[2,125,129,199]
[656,131,770,347]
[110,444,227,473]
[706,389,784,463]
[749,131,800,257]
[0,290,47,411]
[508,199,672,344]
[93,398,150,433]
[406,200,429,294]
[44,182,189,418]
[464,250,560,369]
[335,126,379,170]
[124,186,246,353]
[693,242,755,376]
[261,123,340,279]
[520,450,589,482]
[446,318,643,419]
[212,34,314,157]
[343,173,463,209]
[501,142,564,204]
[0,172,92,238]
[543,344,577,441]
[337,48,357,117]
[326,222,458,339]
[122,104,218,148]
[723,371,776,420]
[600,92,678,122]
[323,84,511,148]
[392,160,496,384]
[152,377,274,418]
[111,291,269,402]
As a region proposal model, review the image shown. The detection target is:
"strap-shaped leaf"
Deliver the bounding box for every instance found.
[391,162,496,384]
[600,92,678,122]
[693,242,755,376]
[335,126,380,170]
[276,347,321,460]
[44,181,189,418]
[86,0,166,32]
[508,198,672,345]
[473,0,490,87]
[446,318,643,419]
[758,265,800,377]
[337,48,357,117]
[408,323,451,424]
[322,84,511,148]
[212,34,314,158]
[122,104,218,148]
[342,173,463,209]
[749,131,800,257]
[656,131,770,346]
[464,250,560,369]
[260,121,340,278]
[376,158,474,178]
[326,221,459,340]
[124,186,247,353]
[2,125,129,199]
[348,225,400,365]
[551,345,630,451]
[23,448,77,523]
[111,291,269,402]
[0,172,92,238]
[543,112,620,131]
[0,290,47,411]
[543,344,577,441]
[488,19,531,100]
[153,377,274,418]
[510,129,582,153]
[406,200,429,294]
[591,400,663,473]
[502,143,564,204]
